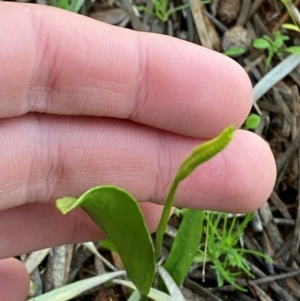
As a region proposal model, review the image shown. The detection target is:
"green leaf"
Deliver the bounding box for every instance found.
[100,238,118,253]
[285,46,300,55]
[163,209,204,286]
[56,186,155,296]
[223,47,245,56]
[154,126,234,260]
[282,23,300,32]
[262,35,273,43]
[71,0,85,13]
[28,271,125,301]
[273,36,284,49]
[253,38,271,49]
[244,114,261,130]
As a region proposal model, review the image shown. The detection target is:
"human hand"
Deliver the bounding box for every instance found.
[0,2,276,300]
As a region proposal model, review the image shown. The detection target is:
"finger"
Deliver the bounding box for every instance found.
[1,2,251,138]
[0,114,275,212]
[0,202,164,259]
[0,258,29,301]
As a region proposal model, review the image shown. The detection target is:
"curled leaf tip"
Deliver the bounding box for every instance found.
[56,197,78,214]
[177,125,234,182]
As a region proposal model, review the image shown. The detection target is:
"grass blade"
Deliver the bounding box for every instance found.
[114,279,176,301]
[28,271,125,301]
[163,209,204,286]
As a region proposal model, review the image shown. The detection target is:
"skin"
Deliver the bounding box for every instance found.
[0,2,276,300]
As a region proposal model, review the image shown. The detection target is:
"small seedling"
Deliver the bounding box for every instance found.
[56,126,234,297]
[138,0,189,22]
[193,212,272,291]
[47,0,85,13]
[138,0,210,23]
[253,30,300,67]
[223,47,245,57]
[243,113,261,130]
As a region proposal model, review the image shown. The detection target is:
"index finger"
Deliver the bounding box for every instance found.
[1,2,252,138]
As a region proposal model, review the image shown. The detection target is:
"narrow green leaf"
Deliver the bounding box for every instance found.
[155,126,234,260]
[157,266,185,301]
[28,271,125,301]
[223,47,245,56]
[176,125,234,182]
[163,210,203,286]
[285,46,300,55]
[56,186,155,296]
[253,38,271,49]
[72,0,85,13]
[282,23,300,32]
[167,3,190,15]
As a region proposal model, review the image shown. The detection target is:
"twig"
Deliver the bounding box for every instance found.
[184,278,223,301]
[248,0,265,19]
[236,0,251,27]
[189,0,212,49]
[249,282,275,301]
[269,190,292,219]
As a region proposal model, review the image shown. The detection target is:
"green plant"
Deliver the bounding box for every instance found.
[55,125,234,298]
[243,113,261,130]
[47,0,85,13]
[253,30,300,67]
[138,0,188,22]
[193,212,272,291]
[138,0,210,23]
[223,47,245,57]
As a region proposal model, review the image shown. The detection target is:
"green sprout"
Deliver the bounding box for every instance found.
[243,113,261,130]
[47,0,85,13]
[138,0,189,22]
[31,124,270,300]
[193,212,272,291]
[138,0,210,23]
[253,30,300,68]
[56,126,234,297]
[223,47,245,57]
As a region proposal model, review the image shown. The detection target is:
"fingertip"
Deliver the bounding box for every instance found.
[0,258,29,301]
[139,202,164,233]
[222,130,276,212]
[243,132,276,211]
[135,33,254,137]
[202,49,253,129]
